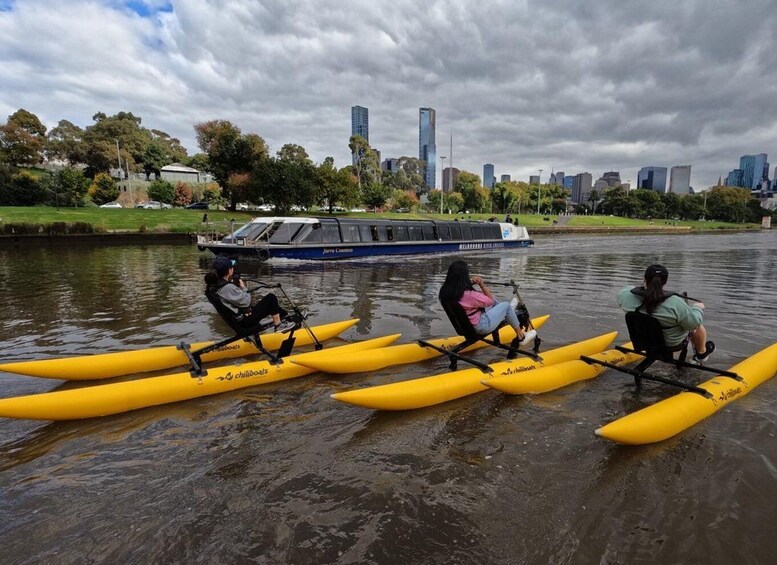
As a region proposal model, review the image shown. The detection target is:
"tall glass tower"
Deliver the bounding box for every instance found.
[637,166,668,192]
[483,164,495,188]
[419,108,436,189]
[739,154,768,189]
[351,106,369,165]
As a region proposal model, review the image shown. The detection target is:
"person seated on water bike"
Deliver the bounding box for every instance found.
[616,263,714,363]
[439,260,536,350]
[205,256,294,333]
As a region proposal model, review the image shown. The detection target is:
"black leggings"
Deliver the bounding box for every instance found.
[238,293,288,329]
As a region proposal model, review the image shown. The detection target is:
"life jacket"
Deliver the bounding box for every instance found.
[628,286,678,330]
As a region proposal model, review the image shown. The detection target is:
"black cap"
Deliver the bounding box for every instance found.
[213,256,235,276]
[645,264,668,284]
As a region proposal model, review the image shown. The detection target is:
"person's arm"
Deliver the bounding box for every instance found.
[218,284,252,309]
[672,299,705,331]
[471,276,495,302]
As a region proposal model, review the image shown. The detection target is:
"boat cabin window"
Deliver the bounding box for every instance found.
[386,226,394,241]
[470,224,483,240]
[408,226,424,241]
[341,224,360,243]
[394,226,408,241]
[423,225,435,240]
[436,224,450,240]
[460,224,472,240]
[269,222,305,244]
[322,224,341,244]
[232,221,269,242]
[359,225,372,242]
[369,226,379,242]
[450,223,462,240]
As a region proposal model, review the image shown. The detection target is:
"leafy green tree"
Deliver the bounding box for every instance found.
[147,179,175,204]
[0,170,47,205]
[679,194,705,220]
[88,173,119,204]
[316,157,360,212]
[397,157,428,194]
[194,120,268,209]
[141,139,170,180]
[0,122,44,166]
[444,192,464,213]
[454,171,486,211]
[46,120,87,165]
[662,192,682,219]
[251,144,317,213]
[8,109,46,136]
[361,180,393,211]
[149,129,188,163]
[391,189,419,210]
[587,189,600,213]
[184,153,209,171]
[83,111,150,175]
[348,135,380,189]
[56,167,90,207]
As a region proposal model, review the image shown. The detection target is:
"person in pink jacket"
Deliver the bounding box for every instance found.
[439,260,536,348]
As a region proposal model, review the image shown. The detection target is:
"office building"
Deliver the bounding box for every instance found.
[381,158,400,173]
[571,172,593,203]
[563,176,574,189]
[669,165,692,194]
[419,108,436,189]
[637,166,668,192]
[601,171,621,187]
[529,175,540,185]
[500,174,511,183]
[726,169,744,187]
[739,153,769,190]
[442,167,460,192]
[549,171,564,186]
[483,164,495,189]
[351,105,369,165]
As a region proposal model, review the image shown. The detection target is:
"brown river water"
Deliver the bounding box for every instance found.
[0,231,776,564]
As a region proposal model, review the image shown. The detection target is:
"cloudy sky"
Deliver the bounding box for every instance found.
[1,0,776,189]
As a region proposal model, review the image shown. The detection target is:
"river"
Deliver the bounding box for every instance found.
[0,231,775,564]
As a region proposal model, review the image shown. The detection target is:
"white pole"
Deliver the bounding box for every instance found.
[115,139,122,177]
[439,155,447,215]
[537,169,543,214]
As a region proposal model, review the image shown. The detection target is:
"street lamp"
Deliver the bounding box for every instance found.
[439,155,447,215]
[537,169,543,214]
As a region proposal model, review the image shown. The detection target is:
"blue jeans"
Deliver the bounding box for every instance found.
[473,302,523,336]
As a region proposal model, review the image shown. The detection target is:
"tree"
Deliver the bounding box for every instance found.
[88,173,119,204]
[141,138,169,180]
[587,189,600,213]
[0,121,44,166]
[55,167,90,207]
[361,180,393,210]
[316,157,360,213]
[455,171,485,211]
[46,120,87,165]
[0,170,47,205]
[173,181,193,207]
[194,120,268,209]
[83,111,150,175]
[147,179,175,204]
[8,109,46,136]
[391,189,419,211]
[348,135,380,189]
[250,144,318,213]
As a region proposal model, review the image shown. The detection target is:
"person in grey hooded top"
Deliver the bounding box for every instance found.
[208,256,292,332]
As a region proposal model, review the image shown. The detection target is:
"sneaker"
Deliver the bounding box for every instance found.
[518,329,537,346]
[692,341,715,364]
[274,319,296,333]
[509,296,519,309]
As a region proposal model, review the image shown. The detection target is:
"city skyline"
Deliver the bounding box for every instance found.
[1,1,776,190]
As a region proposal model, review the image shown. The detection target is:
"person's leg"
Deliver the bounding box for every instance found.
[245,294,287,327]
[689,326,708,354]
[474,302,525,339]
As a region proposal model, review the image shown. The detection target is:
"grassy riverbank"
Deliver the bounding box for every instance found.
[0,206,761,233]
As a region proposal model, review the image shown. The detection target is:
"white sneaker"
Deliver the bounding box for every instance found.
[518,329,537,346]
[274,319,296,333]
[510,296,519,309]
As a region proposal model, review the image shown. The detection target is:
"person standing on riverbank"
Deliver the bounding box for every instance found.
[617,264,714,363]
[439,260,536,349]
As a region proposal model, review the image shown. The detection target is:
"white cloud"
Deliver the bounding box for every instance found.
[1,0,776,189]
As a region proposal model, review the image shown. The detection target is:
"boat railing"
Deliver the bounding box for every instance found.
[196,219,241,243]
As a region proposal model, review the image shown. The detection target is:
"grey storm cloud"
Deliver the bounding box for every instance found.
[1,0,775,188]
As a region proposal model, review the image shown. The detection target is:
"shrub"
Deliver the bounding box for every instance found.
[88,173,119,205]
[147,179,175,204]
[173,181,193,206]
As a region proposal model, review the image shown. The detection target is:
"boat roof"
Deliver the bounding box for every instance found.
[243,216,502,227]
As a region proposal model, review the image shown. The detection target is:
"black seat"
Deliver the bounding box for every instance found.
[624,310,688,362]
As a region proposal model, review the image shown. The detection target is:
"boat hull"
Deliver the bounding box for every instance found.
[483,346,643,394]
[594,342,777,445]
[202,239,533,261]
[0,334,400,420]
[0,319,358,380]
[291,315,549,373]
[330,332,618,410]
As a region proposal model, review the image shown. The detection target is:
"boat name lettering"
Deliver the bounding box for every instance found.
[499,364,538,376]
[718,387,742,402]
[458,242,505,251]
[610,356,626,364]
[323,248,354,254]
[216,368,269,382]
[214,344,241,352]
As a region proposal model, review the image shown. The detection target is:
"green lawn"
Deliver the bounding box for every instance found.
[0,207,760,233]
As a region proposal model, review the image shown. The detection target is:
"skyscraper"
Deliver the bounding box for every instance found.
[571,172,593,203]
[442,167,460,192]
[419,108,436,189]
[500,174,511,182]
[726,169,744,187]
[483,164,495,189]
[637,166,668,192]
[739,153,769,189]
[669,165,692,194]
[351,105,369,165]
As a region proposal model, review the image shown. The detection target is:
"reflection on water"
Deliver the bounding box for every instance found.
[1,231,776,563]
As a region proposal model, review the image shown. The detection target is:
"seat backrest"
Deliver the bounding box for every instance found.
[205,285,246,335]
[440,298,481,341]
[624,310,671,358]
